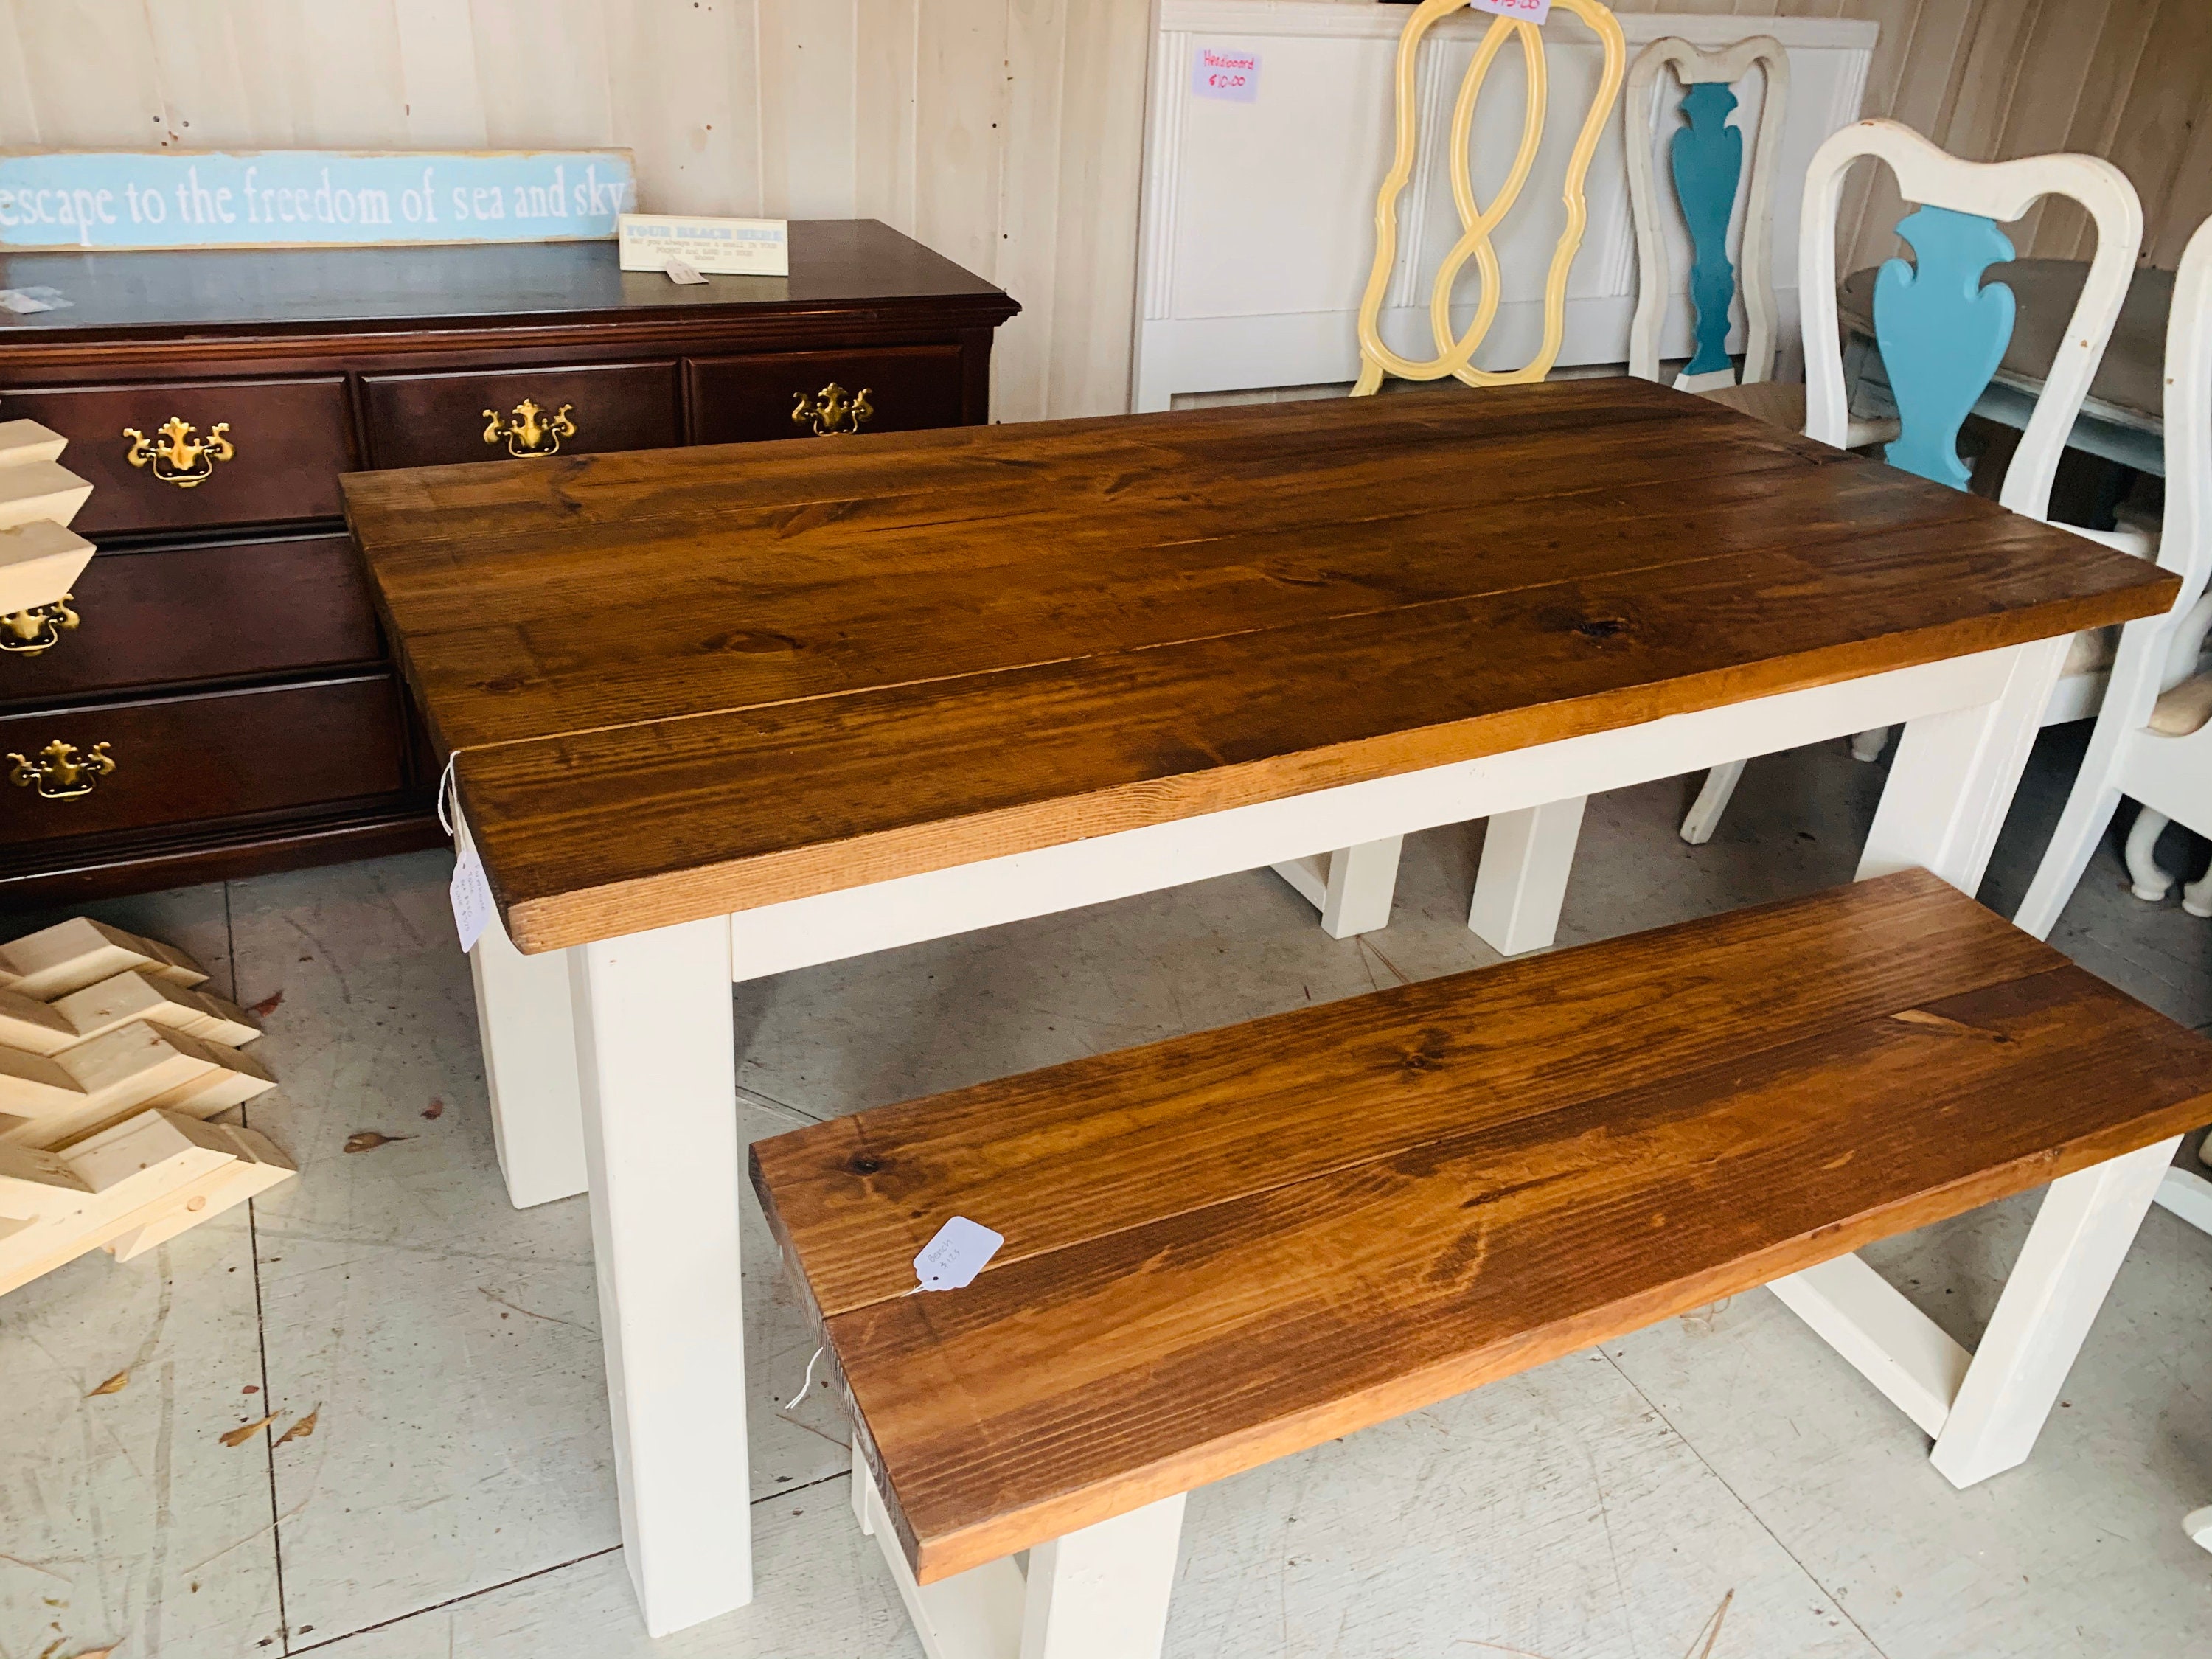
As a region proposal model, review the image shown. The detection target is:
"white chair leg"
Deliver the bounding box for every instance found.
[1679,759,1746,845]
[1468,796,1587,956]
[1851,726,1893,762]
[1270,836,1403,939]
[2183,864,2212,918]
[1021,1494,1186,1659]
[2124,807,2177,900]
[2014,779,2124,939]
[2186,1505,2212,1553]
[855,1455,1026,1659]
[1929,1136,2180,1489]
[2152,1164,2212,1234]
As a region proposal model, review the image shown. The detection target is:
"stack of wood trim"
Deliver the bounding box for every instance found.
[0,419,93,621]
[0,918,294,1297]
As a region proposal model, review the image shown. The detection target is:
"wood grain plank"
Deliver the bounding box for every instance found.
[458,512,2171,947]
[747,874,2212,1580]
[752,872,2055,1315]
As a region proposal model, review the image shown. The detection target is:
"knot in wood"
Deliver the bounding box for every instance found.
[1573,616,1629,642]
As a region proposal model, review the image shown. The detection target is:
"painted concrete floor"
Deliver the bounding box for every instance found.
[4,726,2211,1659]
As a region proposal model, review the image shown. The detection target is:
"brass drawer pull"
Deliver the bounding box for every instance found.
[792,382,874,437]
[8,737,115,801]
[122,417,235,487]
[1,595,77,656]
[484,399,577,457]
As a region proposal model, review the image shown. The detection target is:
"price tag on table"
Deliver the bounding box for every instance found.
[451,841,493,953]
[914,1216,1004,1291]
[1470,0,1551,24]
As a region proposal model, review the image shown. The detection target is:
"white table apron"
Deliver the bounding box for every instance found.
[466,632,2126,1637]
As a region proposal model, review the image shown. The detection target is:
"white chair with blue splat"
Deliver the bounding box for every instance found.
[1675,120,2144,847]
[1624,35,1898,449]
[2016,213,2212,1253]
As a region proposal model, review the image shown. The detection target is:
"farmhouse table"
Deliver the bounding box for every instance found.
[344,378,2173,1637]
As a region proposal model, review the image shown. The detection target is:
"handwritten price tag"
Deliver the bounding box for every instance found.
[451,841,493,953]
[1470,0,1551,24]
[1192,46,1260,103]
[914,1216,1004,1291]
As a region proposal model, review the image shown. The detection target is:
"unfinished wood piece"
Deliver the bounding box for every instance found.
[0,1111,238,1296]
[0,459,91,532]
[53,970,260,1048]
[0,419,68,467]
[103,1121,294,1262]
[0,917,208,1000]
[0,1043,85,1117]
[752,872,2212,1583]
[0,518,94,616]
[0,1021,264,1150]
[0,985,78,1055]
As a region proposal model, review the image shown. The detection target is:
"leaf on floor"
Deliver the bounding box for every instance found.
[248,990,284,1018]
[422,1098,445,1121]
[344,1130,413,1153]
[219,1411,281,1447]
[274,1407,319,1447]
[86,1368,128,1397]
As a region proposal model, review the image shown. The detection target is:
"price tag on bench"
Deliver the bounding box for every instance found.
[914,1215,1003,1291]
[1470,0,1551,24]
[451,841,493,954]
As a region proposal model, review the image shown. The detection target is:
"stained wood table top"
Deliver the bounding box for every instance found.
[344,378,2177,952]
[749,872,2212,1581]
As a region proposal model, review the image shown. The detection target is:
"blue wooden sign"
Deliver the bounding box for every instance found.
[0,150,636,251]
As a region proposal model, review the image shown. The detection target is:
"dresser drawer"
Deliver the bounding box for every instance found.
[688,345,967,443]
[363,361,681,470]
[0,676,409,847]
[1,377,356,537]
[0,534,382,707]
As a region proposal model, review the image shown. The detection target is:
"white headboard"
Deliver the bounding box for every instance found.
[1133,2,1877,410]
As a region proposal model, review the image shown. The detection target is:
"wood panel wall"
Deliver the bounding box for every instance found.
[0,0,2200,421]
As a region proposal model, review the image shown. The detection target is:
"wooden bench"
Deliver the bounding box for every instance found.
[750,871,2212,1659]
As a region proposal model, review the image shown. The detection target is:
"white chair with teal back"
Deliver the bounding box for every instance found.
[1625,37,1899,450]
[1676,119,2143,845]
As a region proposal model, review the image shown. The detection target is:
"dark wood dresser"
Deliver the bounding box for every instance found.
[0,220,1017,907]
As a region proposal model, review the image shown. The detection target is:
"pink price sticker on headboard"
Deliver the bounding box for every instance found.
[1470,0,1552,23]
[1192,46,1260,102]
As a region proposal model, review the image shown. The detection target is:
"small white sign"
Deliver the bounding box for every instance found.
[619,212,788,276]
[451,842,493,954]
[1470,0,1551,24]
[914,1216,1004,1292]
[1192,46,1260,102]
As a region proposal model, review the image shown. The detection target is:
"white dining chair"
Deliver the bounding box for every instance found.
[1624,35,1896,454]
[1271,0,1627,941]
[1675,121,2144,847]
[2014,215,2212,1251]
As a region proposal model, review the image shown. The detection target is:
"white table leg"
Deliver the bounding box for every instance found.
[1020,1493,1186,1659]
[1468,796,1587,956]
[459,810,588,1208]
[2153,1164,2212,1234]
[1270,836,1403,938]
[1930,1136,2179,1488]
[1857,637,2069,892]
[2187,1505,2212,1552]
[571,917,750,1634]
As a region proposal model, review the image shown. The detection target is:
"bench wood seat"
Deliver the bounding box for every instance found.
[752,871,2212,1596]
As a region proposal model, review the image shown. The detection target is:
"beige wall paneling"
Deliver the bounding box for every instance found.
[465,0,613,150]
[11,1,165,147]
[759,0,859,218]
[996,0,1072,423]
[2034,0,2160,259]
[854,0,921,232]
[604,0,762,216]
[392,0,493,147]
[2104,0,2212,268]
[913,0,1012,286]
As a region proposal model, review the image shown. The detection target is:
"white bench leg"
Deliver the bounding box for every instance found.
[460,811,588,1208]
[855,1453,1184,1659]
[1679,759,1745,846]
[1930,1136,2179,1488]
[2187,1505,2212,1552]
[572,917,752,1635]
[1468,796,1586,955]
[1270,836,1403,938]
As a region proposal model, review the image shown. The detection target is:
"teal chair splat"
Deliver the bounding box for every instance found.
[1672,80,1745,380]
[1874,206,2017,490]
